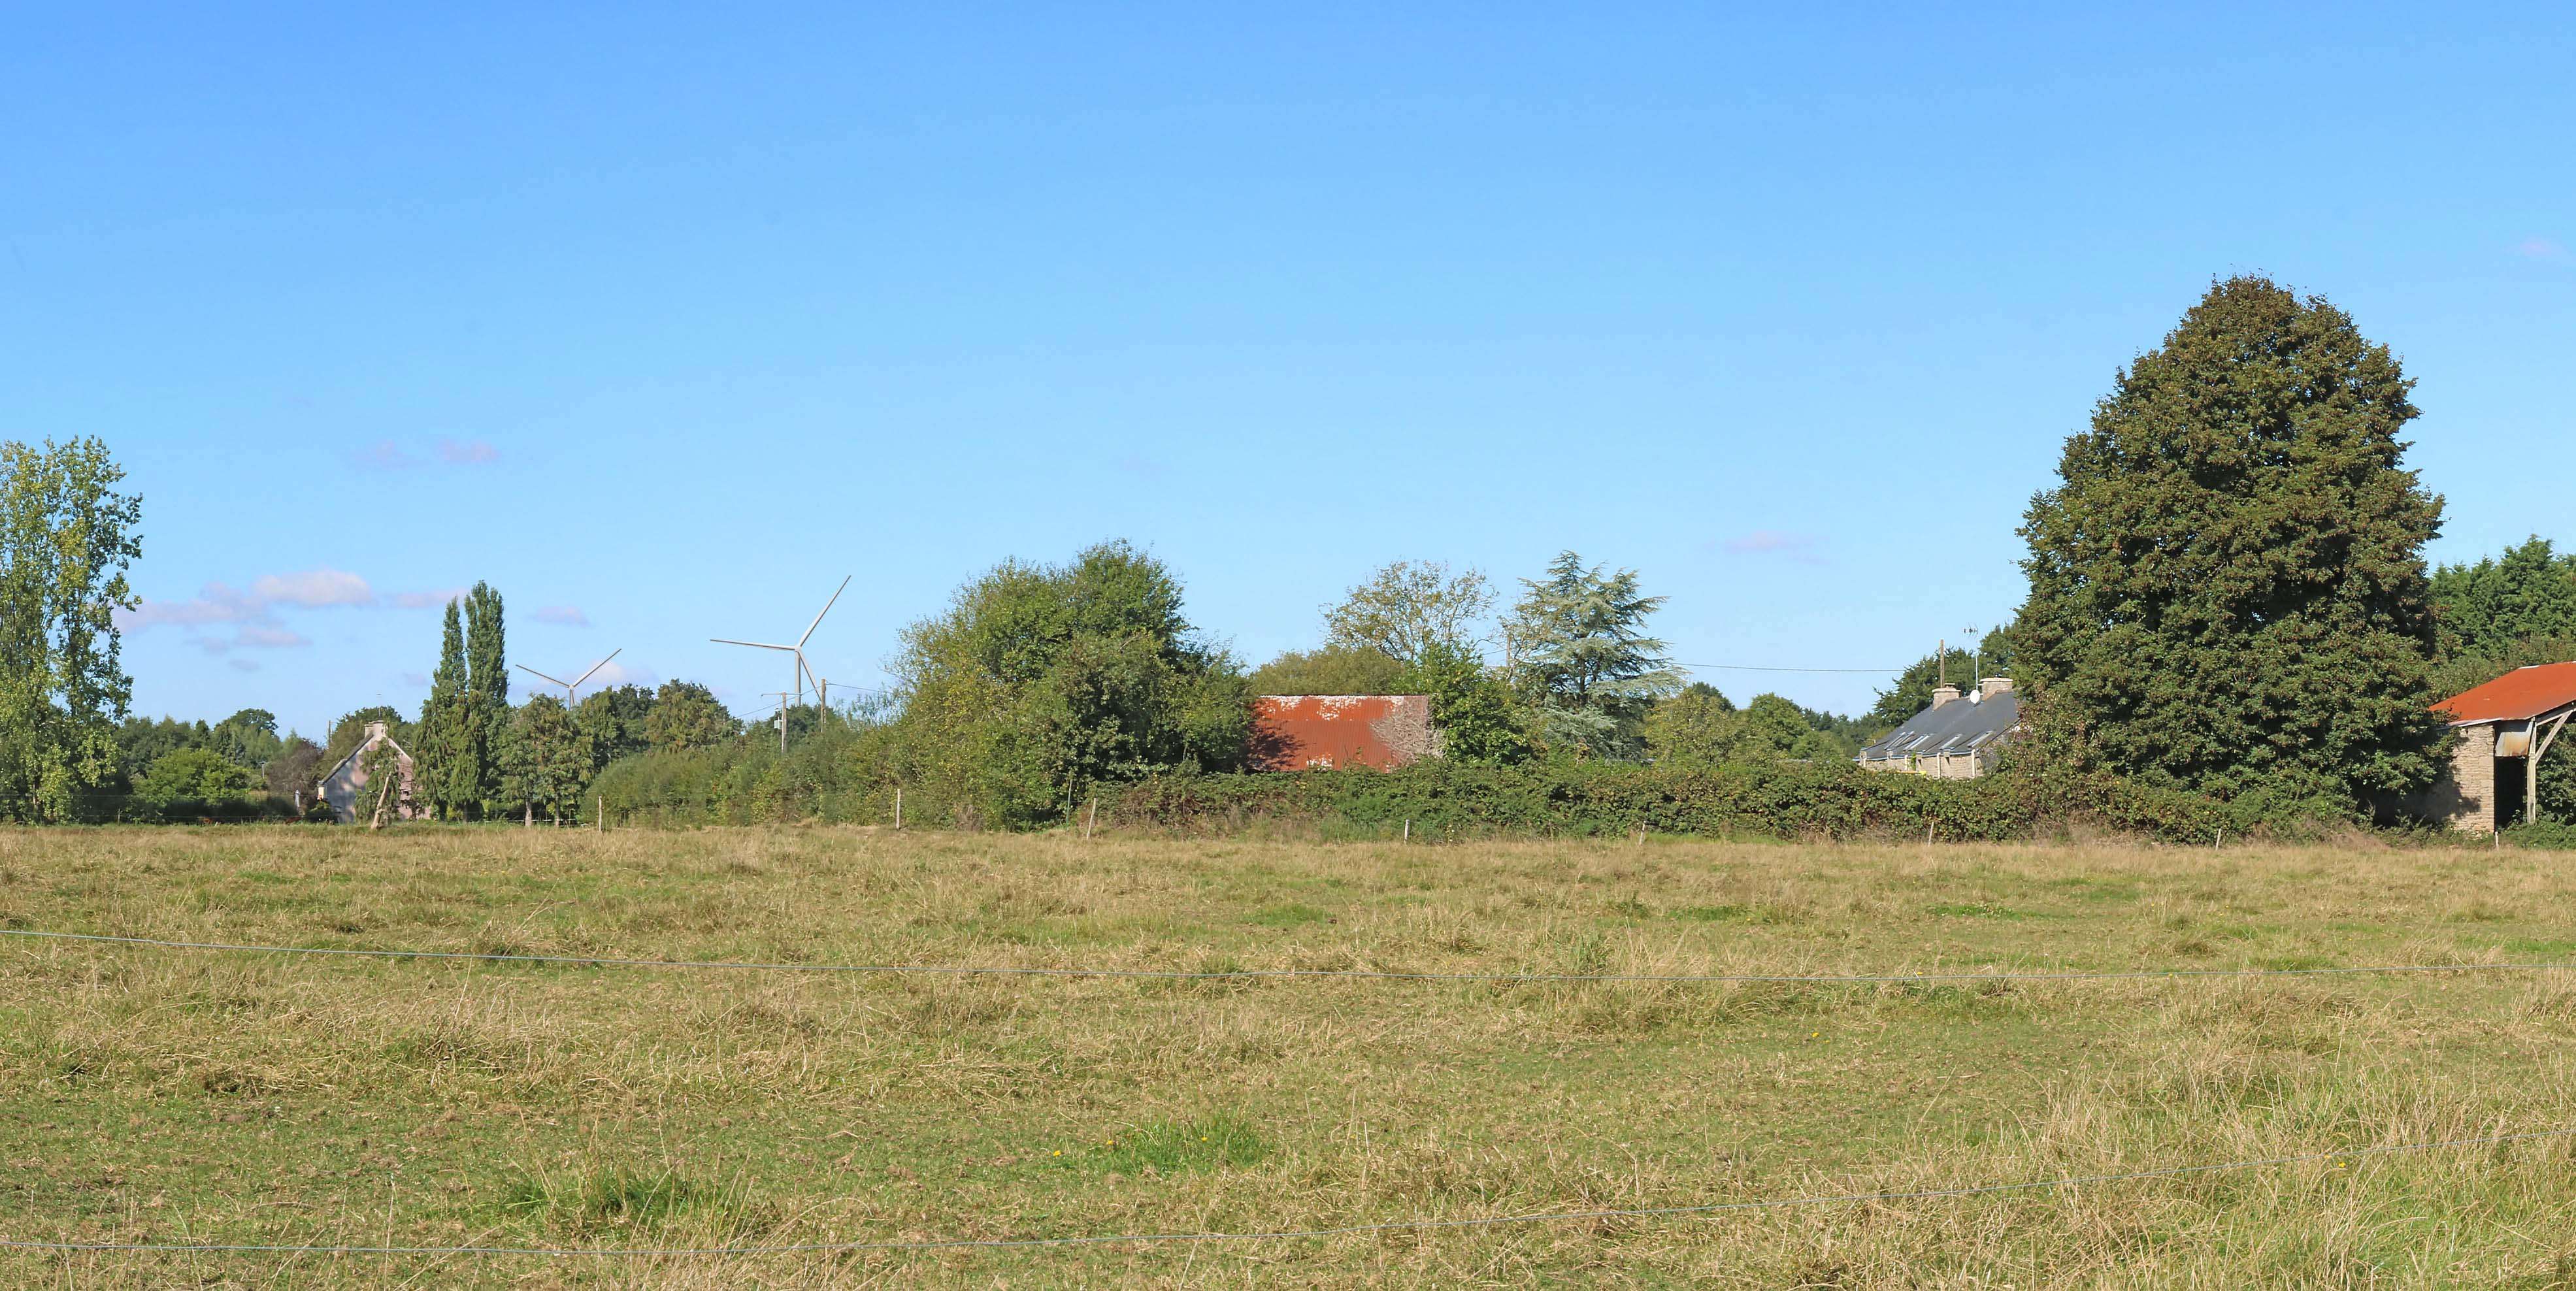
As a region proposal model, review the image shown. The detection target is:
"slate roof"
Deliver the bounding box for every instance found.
[1858,688,2020,763]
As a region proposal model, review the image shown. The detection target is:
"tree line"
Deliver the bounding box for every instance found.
[9,275,2573,830]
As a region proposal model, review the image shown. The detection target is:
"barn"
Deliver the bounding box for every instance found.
[2422,662,2576,833]
[1251,695,1438,771]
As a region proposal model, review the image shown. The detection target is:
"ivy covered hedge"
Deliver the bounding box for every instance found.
[1098,760,2318,845]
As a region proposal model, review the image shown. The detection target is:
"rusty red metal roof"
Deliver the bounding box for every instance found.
[1251,695,1436,772]
[2436,662,2576,726]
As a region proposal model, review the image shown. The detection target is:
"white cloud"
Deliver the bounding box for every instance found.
[390,589,467,610]
[586,659,658,689]
[228,659,260,673]
[438,438,500,465]
[120,569,456,649]
[122,583,262,629]
[250,568,376,608]
[535,604,590,627]
[2517,237,2571,265]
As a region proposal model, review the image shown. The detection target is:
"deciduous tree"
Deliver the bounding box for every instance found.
[1323,561,1493,666]
[0,438,141,820]
[644,681,736,751]
[895,540,1250,825]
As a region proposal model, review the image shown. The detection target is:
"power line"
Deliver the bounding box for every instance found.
[8,928,2573,987]
[3,1125,2562,1258]
[1674,662,1907,674]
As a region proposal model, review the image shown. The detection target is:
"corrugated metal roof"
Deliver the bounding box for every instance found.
[1858,689,2020,762]
[1252,695,1436,772]
[2435,662,2576,726]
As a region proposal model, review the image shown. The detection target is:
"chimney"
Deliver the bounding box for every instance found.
[1928,684,1960,710]
[1979,677,2013,701]
[365,720,388,741]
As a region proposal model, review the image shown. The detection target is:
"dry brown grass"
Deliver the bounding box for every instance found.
[6,825,2576,1286]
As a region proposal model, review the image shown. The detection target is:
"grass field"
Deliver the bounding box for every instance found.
[7,826,2576,1287]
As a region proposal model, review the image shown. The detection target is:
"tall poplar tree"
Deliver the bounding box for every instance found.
[463,582,508,813]
[2016,276,2447,808]
[0,438,142,821]
[418,598,476,819]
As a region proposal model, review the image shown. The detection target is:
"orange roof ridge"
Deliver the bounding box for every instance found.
[2434,660,2576,725]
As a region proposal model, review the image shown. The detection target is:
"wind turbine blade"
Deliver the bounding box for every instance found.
[515,664,572,687]
[797,576,851,649]
[711,638,797,652]
[571,647,622,688]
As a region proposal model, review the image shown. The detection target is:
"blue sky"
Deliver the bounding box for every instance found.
[7,3,2571,736]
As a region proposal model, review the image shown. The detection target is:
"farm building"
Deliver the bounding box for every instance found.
[1251,695,1438,771]
[318,720,423,824]
[1857,677,2018,779]
[2421,662,2576,834]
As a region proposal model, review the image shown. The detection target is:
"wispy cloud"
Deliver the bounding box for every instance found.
[535,605,589,627]
[1721,530,1828,565]
[191,625,311,655]
[119,567,454,652]
[438,438,500,465]
[390,589,467,610]
[250,568,375,608]
[2517,237,2571,265]
[228,659,261,673]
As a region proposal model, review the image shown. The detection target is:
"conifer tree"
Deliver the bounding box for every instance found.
[1501,551,1683,759]
[2017,276,2447,808]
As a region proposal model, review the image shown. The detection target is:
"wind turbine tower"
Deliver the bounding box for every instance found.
[715,576,850,742]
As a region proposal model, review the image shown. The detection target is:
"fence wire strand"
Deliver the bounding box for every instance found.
[5,926,2574,986]
[3,1126,2566,1258]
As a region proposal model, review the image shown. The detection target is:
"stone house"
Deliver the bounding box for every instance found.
[1857,677,2018,779]
[318,721,423,824]
[2422,662,2576,833]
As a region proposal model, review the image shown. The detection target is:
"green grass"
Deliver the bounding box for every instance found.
[5,825,2576,1286]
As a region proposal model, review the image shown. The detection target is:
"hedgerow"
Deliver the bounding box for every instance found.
[1098,760,2329,845]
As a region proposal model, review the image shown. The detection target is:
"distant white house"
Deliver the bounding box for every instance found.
[319,721,422,824]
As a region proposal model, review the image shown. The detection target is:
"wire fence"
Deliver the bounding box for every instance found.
[7,926,2575,987]
[3,1125,2564,1258]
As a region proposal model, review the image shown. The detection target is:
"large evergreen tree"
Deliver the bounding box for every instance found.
[463,581,507,811]
[1501,551,1683,759]
[2429,536,2576,660]
[2016,276,2447,808]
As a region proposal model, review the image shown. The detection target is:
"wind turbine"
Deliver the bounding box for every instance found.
[714,576,850,736]
[515,648,623,706]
